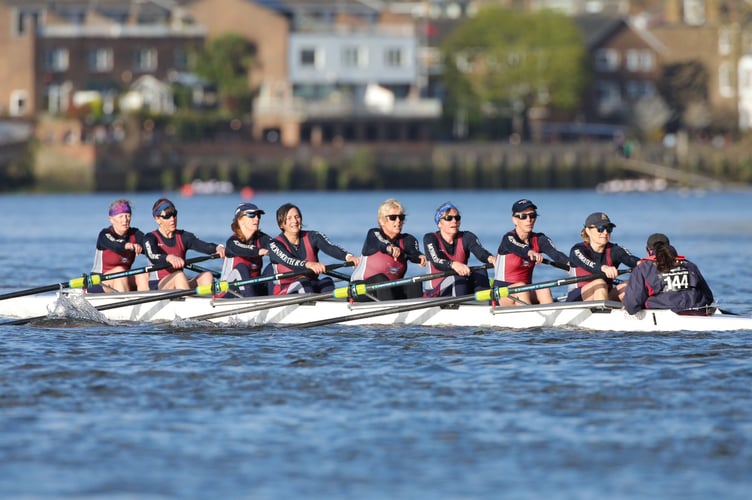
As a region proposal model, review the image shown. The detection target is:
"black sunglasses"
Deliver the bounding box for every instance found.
[441,215,461,222]
[513,212,538,220]
[243,212,260,219]
[159,210,178,220]
[386,214,406,221]
[589,225,613,234]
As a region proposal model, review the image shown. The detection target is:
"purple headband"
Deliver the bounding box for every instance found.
[152,200,175,218]
[109,200,132,217]
[434,202,458,225]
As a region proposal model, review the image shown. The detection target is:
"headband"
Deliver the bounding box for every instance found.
[109,200,132,217]
[152,200,175,218]
[434,202,458,225]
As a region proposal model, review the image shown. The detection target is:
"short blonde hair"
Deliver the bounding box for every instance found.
[377,199,404,222]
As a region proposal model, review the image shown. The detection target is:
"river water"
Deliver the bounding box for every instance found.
[1,189,751,498]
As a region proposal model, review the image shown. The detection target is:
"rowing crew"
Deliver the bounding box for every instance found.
[92,196,714,316]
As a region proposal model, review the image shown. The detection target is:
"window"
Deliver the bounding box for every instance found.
[384,48,404,68]
[134,48,158,72]
[45,84,68,114]
[719,62,734,98]
[44,48,69,72]
[300,48,318,68]
[683,0,705,26]
[88,48,113,72]
[342,46,366,68]
[594,80,622,115]
[625,50,654,72]
[14,10,41,36]
[9,90,28,116]
[741,68,752,91]
[718,28,732,56]
[594,49,619,72]
[625,80,655,99]
[174,48,188,71]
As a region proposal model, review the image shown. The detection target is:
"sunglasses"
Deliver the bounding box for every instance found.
[385,214,406,222]
[589,225,614,234]
[159,210,178,220]
[513,212,538,220]
[243,212,260,219]
[441,215,461,222]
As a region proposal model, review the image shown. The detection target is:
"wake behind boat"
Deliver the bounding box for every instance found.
[1,288,751,332]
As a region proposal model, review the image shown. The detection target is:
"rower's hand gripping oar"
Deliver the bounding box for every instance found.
[202,261,354,296]
[0,253,220,301]
[334,263,492,300]
[474,268,632,303]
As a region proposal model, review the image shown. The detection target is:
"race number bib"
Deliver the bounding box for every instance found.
[660,268,690,291]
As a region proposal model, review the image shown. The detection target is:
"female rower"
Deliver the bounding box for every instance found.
[220,202,273,297]
[266,203,360,295]
[494,199,569,306]
[423,201,496,297]
[90,198,149,293]
[143,198,226,290]
[350,198,427,301]
[567,212,639,302]
[623,233,714,314]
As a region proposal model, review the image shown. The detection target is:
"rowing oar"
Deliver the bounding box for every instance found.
[2,261,353,326]
[179,262,354,322]
[0,253,220,302]
[474,268,632,302]
[333,263,493,299]
[295,269,631,330]
[294,293,478,329]
[540,258,569,272]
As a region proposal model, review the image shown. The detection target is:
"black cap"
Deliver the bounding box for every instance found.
[512,199,537,214]
[646,233,670,250]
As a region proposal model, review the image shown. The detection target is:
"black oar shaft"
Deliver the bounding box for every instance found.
[295,294,476,329]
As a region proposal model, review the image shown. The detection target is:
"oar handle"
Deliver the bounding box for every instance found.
[99,253,220,281]
[195,261,355,296]
[541,258,570,272]
[334,263,492,299]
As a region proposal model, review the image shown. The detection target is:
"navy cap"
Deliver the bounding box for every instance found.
[584,212,615,227]
[646,233,669,250]
[512,199,537,214]
[234,202,265,220]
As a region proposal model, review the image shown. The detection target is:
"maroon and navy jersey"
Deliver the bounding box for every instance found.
[91,226,144,274]
[267,230,351,294]
[424,230,491,292]
[568,241,639,289]
[351,227,423,281]
[144,229,218,280]
[221,231,273,281]
[495,230,568,284]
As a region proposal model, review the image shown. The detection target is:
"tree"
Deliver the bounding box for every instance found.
[191,33,254,113]
[441,7,587,140]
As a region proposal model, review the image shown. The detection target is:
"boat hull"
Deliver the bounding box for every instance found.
[1,290,751,332]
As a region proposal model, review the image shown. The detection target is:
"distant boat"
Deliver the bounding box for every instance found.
[596,178,668,194]
[181,179,234,197]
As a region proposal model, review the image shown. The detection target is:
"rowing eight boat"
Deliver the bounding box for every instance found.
[1,289,750,332]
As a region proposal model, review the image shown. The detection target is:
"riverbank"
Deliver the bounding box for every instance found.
[6,138,752,192]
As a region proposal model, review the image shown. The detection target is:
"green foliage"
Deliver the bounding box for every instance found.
[441,7,587,125]
[191,33,254,111]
